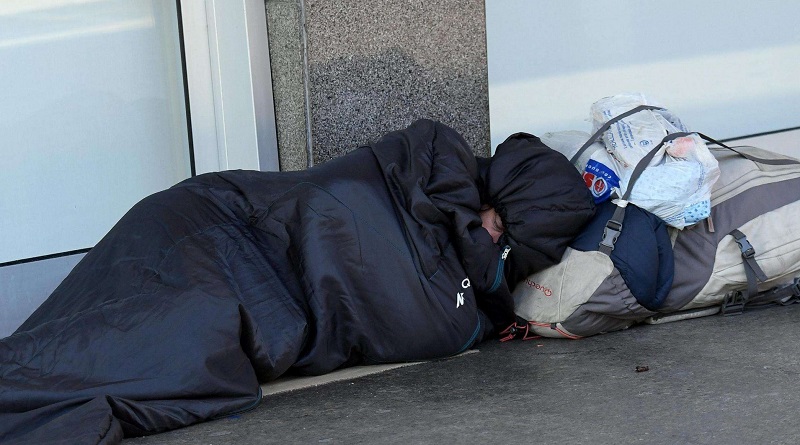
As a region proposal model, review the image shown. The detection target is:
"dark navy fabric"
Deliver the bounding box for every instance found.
[0,121,495,444]
[0,120,593,444]
[570,200,674,310]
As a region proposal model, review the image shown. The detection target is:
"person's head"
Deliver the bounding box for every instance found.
[480,132,596,283]
[480,205,504,244]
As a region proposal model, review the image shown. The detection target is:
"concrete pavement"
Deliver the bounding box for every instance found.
[125,303,800,444]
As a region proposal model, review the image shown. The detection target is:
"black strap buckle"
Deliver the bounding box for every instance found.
[777,278,800,305]
[731,230,768,282]
[721,290,746,316]
[498,320,537,342]
[735,237,756,259]
[789,278,800,297]
[600,219,623,251]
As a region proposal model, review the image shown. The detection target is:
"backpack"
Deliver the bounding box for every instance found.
[509,200,672,339]
[661,143,800,316]
[509,106,800,339]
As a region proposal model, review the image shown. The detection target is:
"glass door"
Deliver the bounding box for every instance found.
[0,0,279,337]
[0,0,192,336]
[0,0,192,264]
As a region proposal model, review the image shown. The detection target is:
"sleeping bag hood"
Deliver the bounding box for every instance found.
[480,132,597,287]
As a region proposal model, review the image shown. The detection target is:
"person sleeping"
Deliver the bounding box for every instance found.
[0,119,594,445]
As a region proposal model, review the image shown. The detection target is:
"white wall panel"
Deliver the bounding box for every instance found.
[485,1,800,150]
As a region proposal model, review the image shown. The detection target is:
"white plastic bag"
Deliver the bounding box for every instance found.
[539,130,602,172]
[583,93,720,229]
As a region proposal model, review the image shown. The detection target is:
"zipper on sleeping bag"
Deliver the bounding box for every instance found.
[211,386,264,420]
[455,245,510,354]
[457,313,482,354]
[487,245,511,293]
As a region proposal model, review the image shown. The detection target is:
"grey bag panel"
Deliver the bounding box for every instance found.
[709,146,800,206]
[663,221,717,312]
[682,200,800,309]
[560,267,656,337]
[513,248,613,323]
[662,153,800,312]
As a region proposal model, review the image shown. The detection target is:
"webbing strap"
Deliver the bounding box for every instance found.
[624,132,690,201]
[720,229,769,315]
[696,132,800,166]
[750,278,800,306]
[722,278,800,316]
[730,228,769,289]
[767,278,800,306]
[569,105,665,165]
[597,132,684,254]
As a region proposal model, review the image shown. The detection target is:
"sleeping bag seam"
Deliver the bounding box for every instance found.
[253,182,411,259]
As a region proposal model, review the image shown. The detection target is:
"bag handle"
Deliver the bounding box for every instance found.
[695,132,800,166]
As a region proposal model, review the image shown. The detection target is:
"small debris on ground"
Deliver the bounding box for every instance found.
[635,365,650,373]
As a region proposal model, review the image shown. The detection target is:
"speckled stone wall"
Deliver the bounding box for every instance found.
[266,0,491,169]
[265,0,309,171]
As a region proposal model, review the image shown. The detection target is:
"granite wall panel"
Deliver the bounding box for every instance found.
[266,0,490,169]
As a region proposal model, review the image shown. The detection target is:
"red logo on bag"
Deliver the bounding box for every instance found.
[525,279,553,297]
[583,171,608,197]
[583,172,594,188]
[593,177,606,194]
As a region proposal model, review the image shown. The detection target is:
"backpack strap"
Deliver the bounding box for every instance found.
[761,277,800,306]
[698,137,800,315]
[722,277,800,315]
[730,228,769,294]
[722,228,795,315]
[695,132,800,166]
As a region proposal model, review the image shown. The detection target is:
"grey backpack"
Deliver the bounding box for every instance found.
[511,106,800,339]
[659,142,800,317]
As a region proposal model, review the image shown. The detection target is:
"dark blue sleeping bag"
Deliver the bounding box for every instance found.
[0,120,595,444]
[1,121,496,444]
